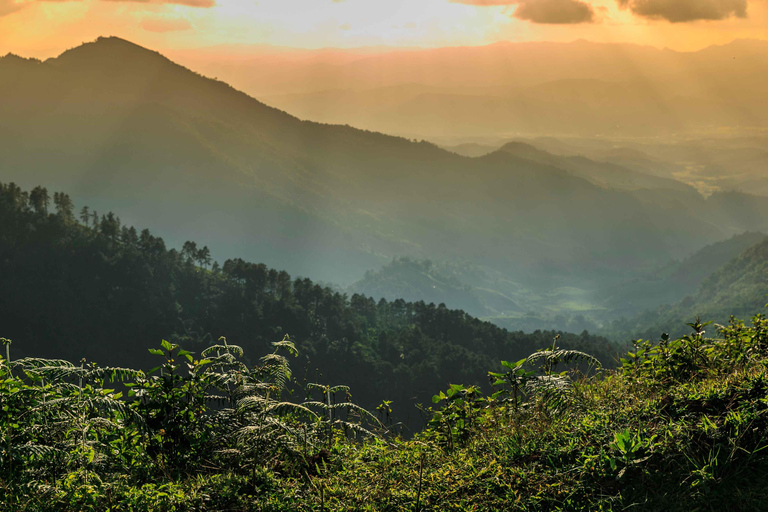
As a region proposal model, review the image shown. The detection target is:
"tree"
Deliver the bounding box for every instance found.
[53,192,75,222]
[181,241,198,264]
[80,206,90,227]
[99,212,120,239]
[29,186,49,215]
[197,246,212,269]
[121,226,139,246]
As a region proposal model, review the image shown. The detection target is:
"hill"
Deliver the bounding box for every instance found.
[0,182,617,425]
[609,235,768,341]
[497,141,695,193]
[600,231,767,319]
[3,37,768,303]
[348,257,524,318]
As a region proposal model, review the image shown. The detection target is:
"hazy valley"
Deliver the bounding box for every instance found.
[3,37,768,345]
[3,31,768,510]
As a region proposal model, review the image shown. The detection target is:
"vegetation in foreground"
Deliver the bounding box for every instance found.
[4,313,768,510]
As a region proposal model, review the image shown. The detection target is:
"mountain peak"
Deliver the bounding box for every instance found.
[49,36,172,71]
[0,53,41,67]
[497,141,552,160]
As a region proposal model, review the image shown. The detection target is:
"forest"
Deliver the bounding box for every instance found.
[2,9,768,509]
[3,216,768,510]
[4,183,768,510]
[0,182,617,430]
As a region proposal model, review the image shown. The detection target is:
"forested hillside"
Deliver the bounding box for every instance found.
[600,231,767,320]
[348,258,500,318]
[0,182,616,426]
[607,236,768,341]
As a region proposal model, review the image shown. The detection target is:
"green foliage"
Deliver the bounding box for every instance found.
[0,181,618,427]
[0,335,380,510]
[5,313,768,510]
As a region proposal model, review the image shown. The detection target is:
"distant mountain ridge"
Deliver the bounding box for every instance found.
[193,38,768,138]
[3,37,768,298]
[495,142,694,193]
[347,257,522,318]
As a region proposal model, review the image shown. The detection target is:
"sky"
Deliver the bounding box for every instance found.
[1,0,767,59]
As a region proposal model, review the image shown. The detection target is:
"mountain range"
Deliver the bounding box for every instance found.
[2,36,768,308]
[168,39,768,139]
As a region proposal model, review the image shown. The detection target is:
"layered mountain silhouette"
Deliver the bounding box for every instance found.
[194,39,768,138]
[2,37,768,295]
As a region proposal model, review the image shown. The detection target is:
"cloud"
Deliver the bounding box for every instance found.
[616,0,748,22]
[141,16,192,32]
[514,0,595,23]
[450,0,595,24]
[1,0,214,19]
[0,0,26,17]
[101,0,215,6]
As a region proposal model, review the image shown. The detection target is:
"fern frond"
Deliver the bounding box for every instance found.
[526,349,601,368]
[263,401,320,419]
[88,366,145,382]
[13,357,75,369]
[202,344,244,358]
[332,419,379,439]
[16,444,67,460]
[271,339,298,357]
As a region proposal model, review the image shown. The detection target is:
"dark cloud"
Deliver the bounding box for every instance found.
[514,0,595,23]
[450,0,595,24]
[0,0,25,17]
[616,0,748,22]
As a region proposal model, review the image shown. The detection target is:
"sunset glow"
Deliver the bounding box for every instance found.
[1,0,767,59]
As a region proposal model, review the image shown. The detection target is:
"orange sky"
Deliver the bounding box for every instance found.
[1,0,767,59]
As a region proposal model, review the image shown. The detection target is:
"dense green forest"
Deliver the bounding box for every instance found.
[0,182,616,427]
[4,296,768,509]
[349,258,496,318]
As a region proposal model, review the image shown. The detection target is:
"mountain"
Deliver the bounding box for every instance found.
[600,231,767,320]
[496,141,694,193]
[3,37,768,299]
[609,235,768,341]
[348,257,522,318]
[173,39,768,139]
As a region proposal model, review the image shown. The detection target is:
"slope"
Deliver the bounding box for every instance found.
[610,235,768,341]
[2,37,768,292]
[0,182,617,423]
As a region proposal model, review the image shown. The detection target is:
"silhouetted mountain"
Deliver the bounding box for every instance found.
[2,37,768,296]
[200,39,768,139]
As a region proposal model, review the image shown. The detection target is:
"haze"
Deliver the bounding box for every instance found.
[2,0,768,58]
[1,0,768,336]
